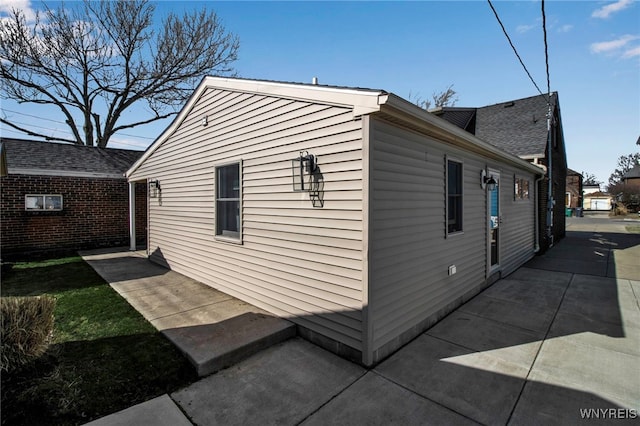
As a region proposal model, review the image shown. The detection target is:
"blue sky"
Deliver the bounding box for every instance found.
[1,0,639,186]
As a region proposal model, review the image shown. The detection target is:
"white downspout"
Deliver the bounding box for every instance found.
[128,181,136,251]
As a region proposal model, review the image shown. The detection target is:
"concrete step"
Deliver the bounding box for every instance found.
[162,309,296,377]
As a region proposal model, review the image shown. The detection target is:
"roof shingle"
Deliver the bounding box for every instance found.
[434,93,558,159]
[0,138,143,177]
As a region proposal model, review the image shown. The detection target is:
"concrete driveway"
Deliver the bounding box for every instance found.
[87,216,640,425]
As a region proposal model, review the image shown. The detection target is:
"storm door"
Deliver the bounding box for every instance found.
[488,170,501,271]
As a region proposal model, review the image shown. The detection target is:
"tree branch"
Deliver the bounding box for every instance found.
[0,0,239,147]
[0,118,78,144]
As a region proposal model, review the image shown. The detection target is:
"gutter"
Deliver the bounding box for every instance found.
[378,93,544,176]
[379,92,546,253]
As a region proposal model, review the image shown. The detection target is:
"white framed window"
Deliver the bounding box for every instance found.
[446,158,463,235]
[215,161,242,242]
[25,194,63,211]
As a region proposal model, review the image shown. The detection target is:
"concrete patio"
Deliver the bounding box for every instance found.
[85,216,640,425]
[79,248,296,377]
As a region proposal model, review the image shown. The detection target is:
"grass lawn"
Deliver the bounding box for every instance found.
[1,256,197,426]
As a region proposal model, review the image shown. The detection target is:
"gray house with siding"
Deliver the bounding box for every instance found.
[126,77,543,366]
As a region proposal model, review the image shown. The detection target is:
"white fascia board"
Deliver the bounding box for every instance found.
[206,77,383,109]
[10,168,125,179]
[377,94,544,176]
[126,77,384,180]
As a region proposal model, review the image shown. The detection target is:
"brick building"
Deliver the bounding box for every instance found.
[0,138,146,259]
[566,169,583,210]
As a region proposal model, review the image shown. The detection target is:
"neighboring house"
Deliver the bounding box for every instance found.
[583,183,601,195]
[0,138,147,259]
[620,164,640,211]
[622,164,640,186]
[433,93,568,252]
[583,191,613,211]
[126,77,543,366]
[566,169,583,210]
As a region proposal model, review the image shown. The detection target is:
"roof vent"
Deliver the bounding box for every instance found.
[312,77,318,85]
[503,101,515,108]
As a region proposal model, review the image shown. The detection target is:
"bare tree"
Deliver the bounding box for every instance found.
[607,152,640,188]
[580,171,600,186]
[409,84,458,111]
[0,0,239,147]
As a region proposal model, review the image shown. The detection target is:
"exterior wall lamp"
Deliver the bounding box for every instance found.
[481,170,497,191]
[292,151,317,191]
[149,179,161,198]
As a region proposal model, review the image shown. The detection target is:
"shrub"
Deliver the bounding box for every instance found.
[1,296,56,372]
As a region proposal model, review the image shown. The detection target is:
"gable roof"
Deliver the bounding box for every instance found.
[434,93,558,159]
[475,93,556,158]
[0,137,143,178]
[127,76,544,179]
[584,191,611,198]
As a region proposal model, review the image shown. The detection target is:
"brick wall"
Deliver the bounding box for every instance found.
[1,174,147,259]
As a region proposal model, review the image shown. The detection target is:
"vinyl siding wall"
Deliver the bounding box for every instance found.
[129,88,366,351]
[368,117,536,361]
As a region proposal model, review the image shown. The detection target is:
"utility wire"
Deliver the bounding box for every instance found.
[487,0,546,98]
[0,120,149,149]
[541,0,551,97]
[1,108,155,140]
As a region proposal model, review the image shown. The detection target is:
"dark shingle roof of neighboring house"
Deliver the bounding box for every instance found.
[567,168,582,177]
[433,92,558,159]
[474,93,556,158]
[0,137,144,178]
[429,107,476,132]
[623,164,640,180]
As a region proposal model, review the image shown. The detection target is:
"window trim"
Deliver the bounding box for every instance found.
[214,160,243,244]
[445,157,464,236]
[25,194,63,211]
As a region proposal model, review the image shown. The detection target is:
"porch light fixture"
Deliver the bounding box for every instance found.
[292,151,317,191]
[201,116,208,127]
[149,179,161,198]
[481,170,497,191]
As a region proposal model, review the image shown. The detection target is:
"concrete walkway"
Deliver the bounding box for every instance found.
[79,248,296,377]
[85,217,640,425]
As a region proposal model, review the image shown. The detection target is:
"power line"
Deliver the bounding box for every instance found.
[1,108,155,140]
[5,119,76,136]
[0,120,150,149]
[541,0,551,96]
[487,0,546,98]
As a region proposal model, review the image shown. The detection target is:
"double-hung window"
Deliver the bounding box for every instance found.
[446,159,463,234]
[215,162,241,241]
